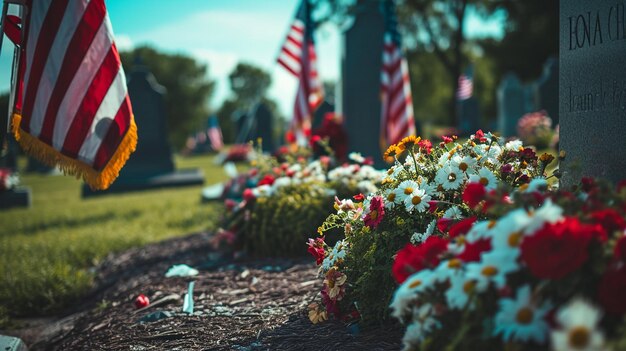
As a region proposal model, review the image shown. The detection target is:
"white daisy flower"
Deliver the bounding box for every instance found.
[524,199,564,234]
[465,219,497,243]
[452,155,478,175]
[504,139,524,151]
[349,152,366,163]
[551,299,605,351]
[321,240,348,271]
[445,271,477,310]
[272,177,292,190]
[410,220,437,244]
[474,144,503,165]
[465,251,520,292]
[390,270,433,319]
[491,208,534,256]
[469,168,498,191]
[404,188,431,213]
[524,178,548,193]
[419,180,438,197]
[443,206,464,220]
[432,257,464,283]
[252,185,273,198]
[395,180,420,203]
[494,285,552,344]
[383,188,398,210]
[401,304,441,351]
[435,164,466,191]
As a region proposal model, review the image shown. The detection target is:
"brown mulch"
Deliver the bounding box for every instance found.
[11,232,402,350]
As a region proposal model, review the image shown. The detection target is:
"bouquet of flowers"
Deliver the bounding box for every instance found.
[308,131,553,324]
[390,177,626,351]
[517,111,554,149]
[215,142,384,257]
[0,168,19,192]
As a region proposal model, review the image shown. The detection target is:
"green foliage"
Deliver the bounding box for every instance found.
[216,62,282,144]
[119,46,215,150]
[0,154,227,317]
[243,184,334,257]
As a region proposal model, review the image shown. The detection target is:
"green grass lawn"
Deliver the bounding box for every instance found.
[0,153,230,321]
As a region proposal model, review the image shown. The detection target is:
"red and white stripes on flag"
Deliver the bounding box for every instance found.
[10,0,136,190]
[277,0,323,142]
[456,73,473,100]
[380,1,415,148]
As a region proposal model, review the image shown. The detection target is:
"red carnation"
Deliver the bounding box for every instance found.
[597,264,626,315]
[520,218,602,279]
[257,174,276,186]
[457,238,492,262]
[363,196,385,229]
[353,193,365,202]
[392,237,448,283]
[474,130,487,143]
[448,217,477,238]
[590,209,626,235]
[307,237,326,265]
[418,139,433,154]
[243,188,255,202]
[463,183,486,208]
[614,236,626,262]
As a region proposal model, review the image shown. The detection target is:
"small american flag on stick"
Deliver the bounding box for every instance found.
[380,0,415,148]
[456,68,474,101]
[277,0,323,143]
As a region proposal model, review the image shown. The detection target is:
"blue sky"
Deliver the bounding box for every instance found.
[0,0,505,117]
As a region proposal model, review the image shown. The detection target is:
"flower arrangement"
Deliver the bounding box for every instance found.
[309,131,553,324]
[0,168,19,192]
[390,177,626,351]
[517,111,554,149]
[215,143,384,257]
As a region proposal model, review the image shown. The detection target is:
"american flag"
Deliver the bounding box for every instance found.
[9,0,136,190]
[206,115,223,151]
[456,69,474,100]
[380,0,415,148]
[277,0,323,142]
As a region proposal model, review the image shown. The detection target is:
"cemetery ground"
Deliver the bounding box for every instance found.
[0,153,403,350]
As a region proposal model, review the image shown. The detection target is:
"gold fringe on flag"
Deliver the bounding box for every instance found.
[11,112,137,190]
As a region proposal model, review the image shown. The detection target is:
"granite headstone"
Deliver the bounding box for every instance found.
[560,0,626,185]
[252,102,275,153]
[341,0,385,167]
[497,73,527,137]
[458,98,481,134]
[82,66,204,196]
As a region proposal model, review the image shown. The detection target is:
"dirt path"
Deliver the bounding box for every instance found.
[6,233,402,350]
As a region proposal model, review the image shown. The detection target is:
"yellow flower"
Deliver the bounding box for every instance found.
[383,145,399,163]
[399,135,421,150]
[308,303,328,324]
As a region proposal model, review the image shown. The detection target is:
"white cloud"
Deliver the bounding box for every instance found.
[114,34,134,52]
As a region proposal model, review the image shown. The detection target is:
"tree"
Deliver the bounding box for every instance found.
[216,63,281,144]
[119,46,215,150]
[480,0,558,82]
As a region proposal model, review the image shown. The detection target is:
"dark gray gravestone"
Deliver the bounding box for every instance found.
[252,103,275,153]
[560,0,626,185]
[497,73,527,137]
[458,98,481,134]
[82,67,203,197]
[537,57,559,124]
[342,0,385,167]
[312,100,335,130]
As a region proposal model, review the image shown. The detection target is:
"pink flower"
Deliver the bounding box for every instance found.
[307,237,326,265]
[363,196,385,228]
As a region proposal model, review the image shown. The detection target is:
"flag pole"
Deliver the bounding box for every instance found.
[0,1,10,152]
[0,0,26,154]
